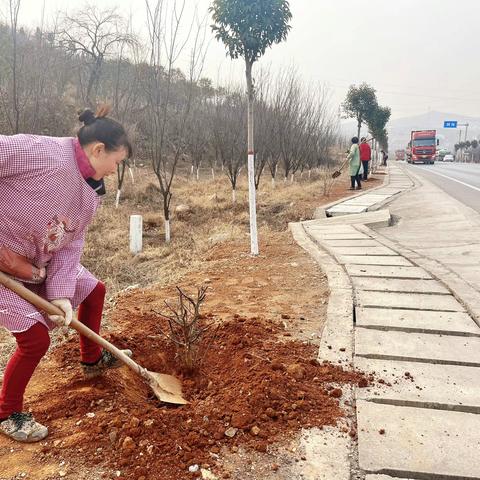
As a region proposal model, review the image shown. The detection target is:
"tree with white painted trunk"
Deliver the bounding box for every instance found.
[210,88,246,204]
[185,80,213,182]
[210,0,292,255]
[276,73,305,183]
[143,0,207,242]
[266,78,284,189]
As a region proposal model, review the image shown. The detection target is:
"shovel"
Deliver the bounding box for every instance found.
[331,159,349,179]
[0,271,188,405]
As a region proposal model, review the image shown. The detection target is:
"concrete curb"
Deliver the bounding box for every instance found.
[289,222,354,366]
[289,169,399,480]
[289,221,355,480]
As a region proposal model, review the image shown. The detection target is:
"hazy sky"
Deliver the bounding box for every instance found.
[8,0,480,120]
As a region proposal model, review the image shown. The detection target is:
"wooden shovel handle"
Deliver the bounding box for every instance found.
[0,271,147,378]
[339,158,349,171]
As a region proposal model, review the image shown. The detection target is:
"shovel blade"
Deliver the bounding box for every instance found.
[147,371,188,405]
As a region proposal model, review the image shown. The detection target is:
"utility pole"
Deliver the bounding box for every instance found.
[458,123,469,162]
[465,123,470,162]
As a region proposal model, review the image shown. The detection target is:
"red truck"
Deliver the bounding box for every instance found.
[407,130,438,164]
[395,149,406,161]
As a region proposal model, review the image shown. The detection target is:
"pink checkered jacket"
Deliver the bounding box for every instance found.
[0,134,101,332]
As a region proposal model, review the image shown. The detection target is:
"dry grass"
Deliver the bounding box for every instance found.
[82,165,350,297]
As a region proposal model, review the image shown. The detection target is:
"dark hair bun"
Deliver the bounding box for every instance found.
[78,109,96,126]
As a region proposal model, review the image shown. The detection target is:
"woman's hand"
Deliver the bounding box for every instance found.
[48,299,73,326]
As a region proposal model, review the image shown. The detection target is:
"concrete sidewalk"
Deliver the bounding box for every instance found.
[293,164,480,479]
[324,166,414,217]
[376,164,480,323]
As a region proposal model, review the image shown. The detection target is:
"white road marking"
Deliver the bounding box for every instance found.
[415,167,480,193]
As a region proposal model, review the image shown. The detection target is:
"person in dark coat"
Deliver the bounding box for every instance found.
[381,150,388,166]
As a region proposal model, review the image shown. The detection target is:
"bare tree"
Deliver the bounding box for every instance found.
[0,7,77,135]
[211,88,246,203]
[278,75,304,182]
[143,0,207,242]
[60,5,136,107]
[185,81,212,181]
[1,0,22,133]
[252,68,274,190]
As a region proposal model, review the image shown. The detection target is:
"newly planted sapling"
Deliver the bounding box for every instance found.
[159,286,210,374]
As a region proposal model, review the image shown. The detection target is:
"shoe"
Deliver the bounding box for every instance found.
[0,412,48,443]
[348,187,355,190]
[356,186,362,190]
[82,349,133,379]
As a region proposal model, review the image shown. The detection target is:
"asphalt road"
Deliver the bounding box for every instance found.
[406,162,480,213]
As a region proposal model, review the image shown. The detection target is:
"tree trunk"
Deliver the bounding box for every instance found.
[232,188,236,204]
[116,161,126,207]
[357,118,361,140]
[165,219,171,243]
[163,194,171,243]
[245,59,259,256]
[211,168,215,181]
[86,56,102,108]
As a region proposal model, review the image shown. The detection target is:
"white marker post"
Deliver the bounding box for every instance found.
[129,215,143,254]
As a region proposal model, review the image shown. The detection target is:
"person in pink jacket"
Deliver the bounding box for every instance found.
[0,106,132,442]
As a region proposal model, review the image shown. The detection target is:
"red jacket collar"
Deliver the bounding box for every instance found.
[73,139,96,179]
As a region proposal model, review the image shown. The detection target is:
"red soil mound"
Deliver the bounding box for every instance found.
[38,312,370,480]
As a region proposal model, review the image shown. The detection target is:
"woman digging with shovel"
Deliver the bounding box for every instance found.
[0,106,133,443]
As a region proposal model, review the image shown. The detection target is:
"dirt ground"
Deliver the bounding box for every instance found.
[0,167,382,479]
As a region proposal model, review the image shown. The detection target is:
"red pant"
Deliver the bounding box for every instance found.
[0,282,105,419]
